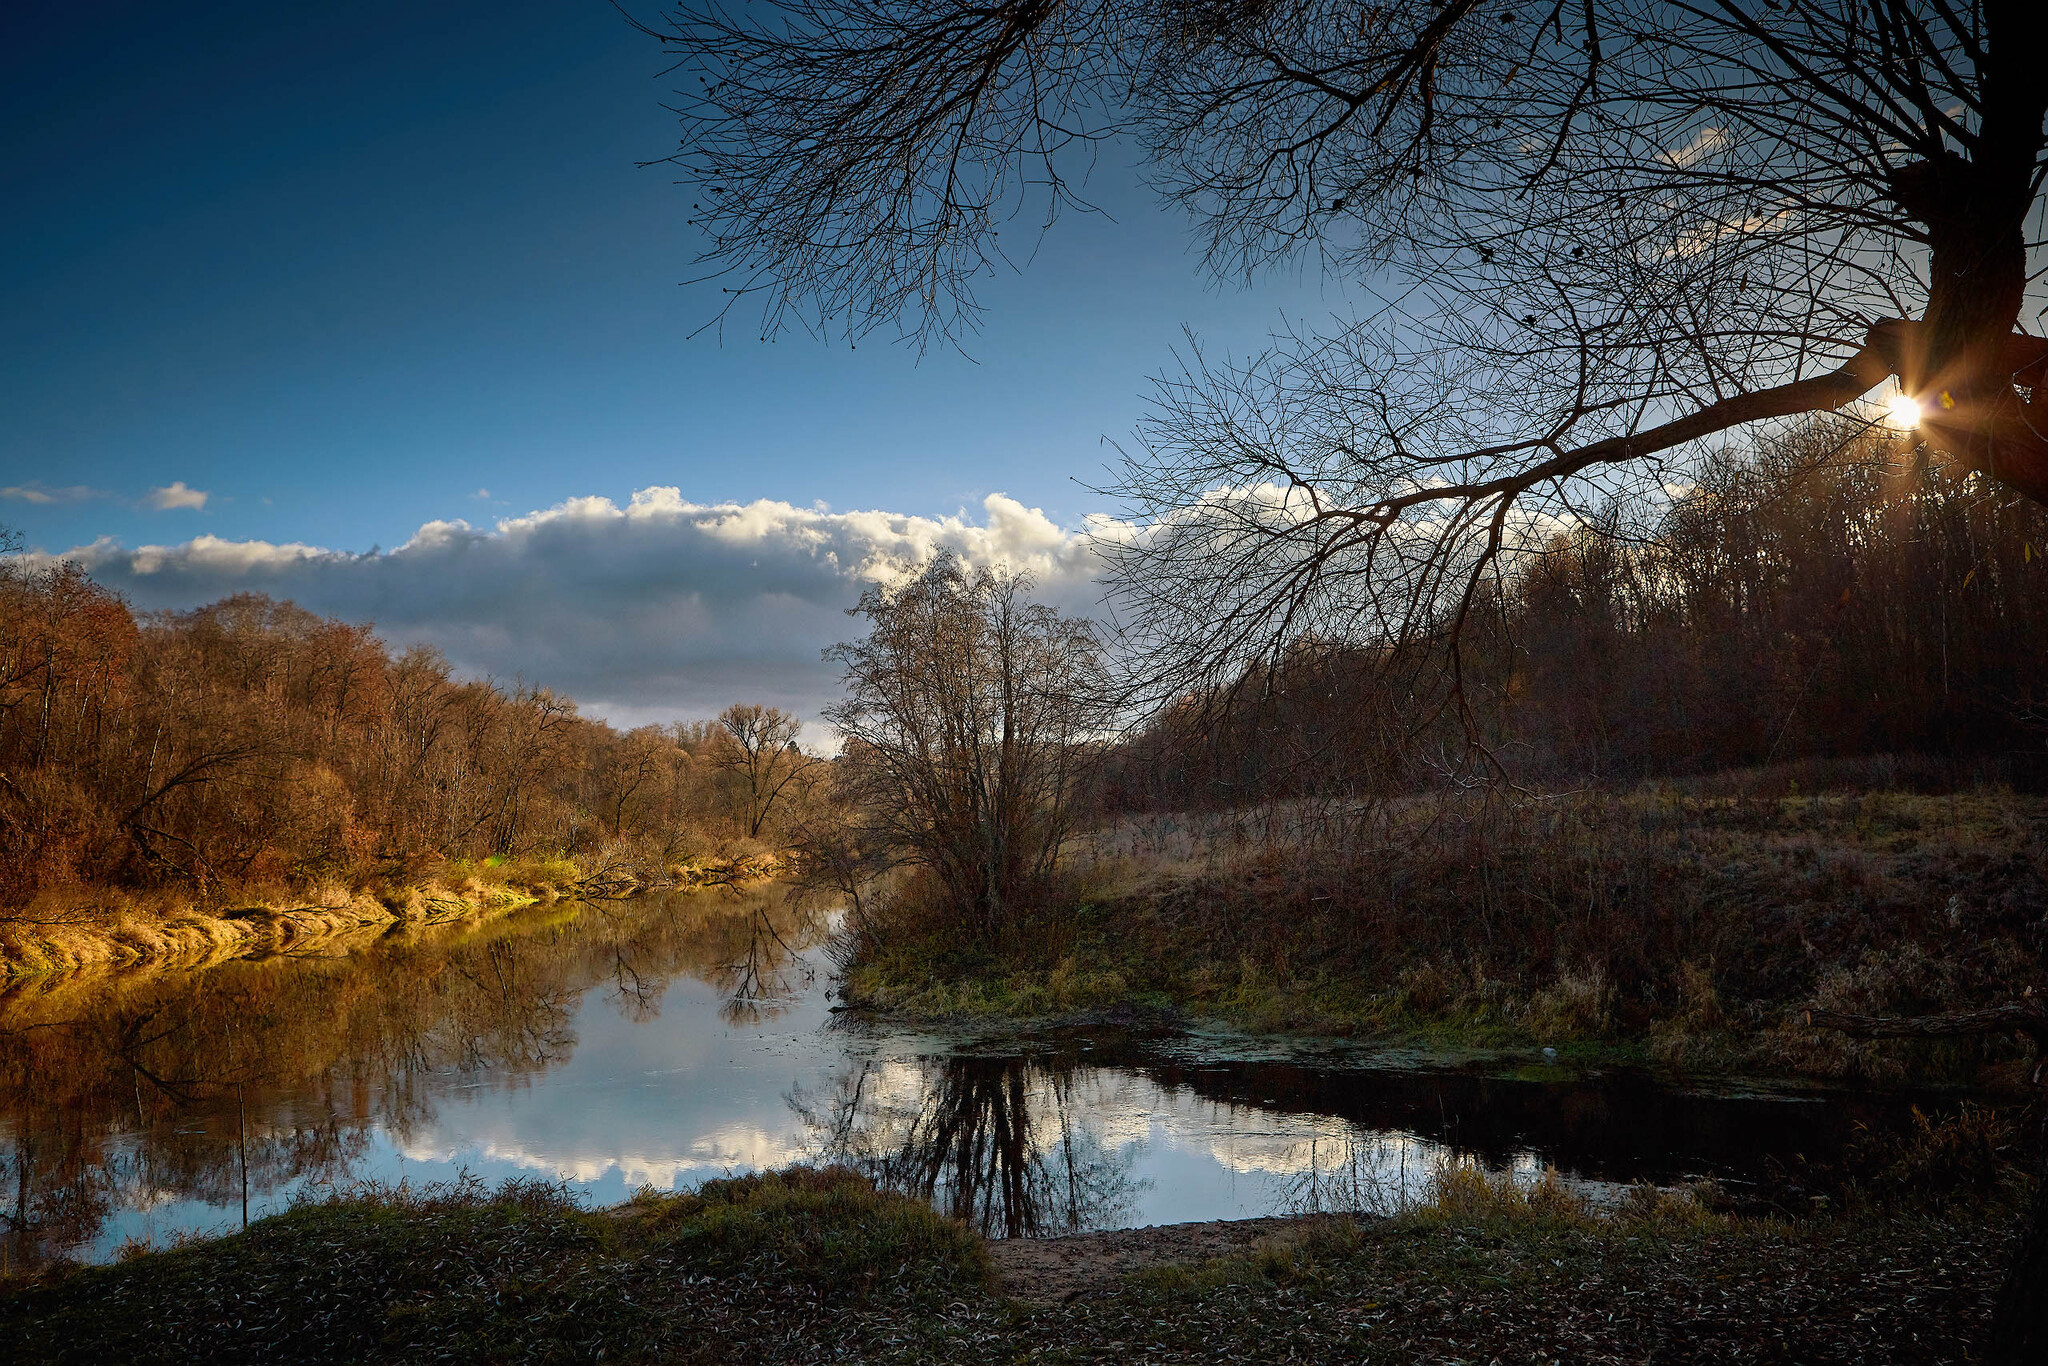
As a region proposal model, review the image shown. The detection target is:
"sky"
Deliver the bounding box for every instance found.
[2,1,1340,725]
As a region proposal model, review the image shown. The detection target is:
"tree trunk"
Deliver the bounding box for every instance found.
[1987,1118,2048,1365]
[1808,1003,2048,1362]
[1886,0,2048,504]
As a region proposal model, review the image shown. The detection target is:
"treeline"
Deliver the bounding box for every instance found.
[0,571,814,909]
[1102,426,2048,812]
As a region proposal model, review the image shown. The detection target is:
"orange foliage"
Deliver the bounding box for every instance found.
[0,567,804,909]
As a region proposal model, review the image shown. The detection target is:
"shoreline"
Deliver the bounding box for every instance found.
[839,788,2048,1093]
[832,994,2039,1102]
[0,854,789,984]
[0,886,543,983]
[2,1164,2014,1363]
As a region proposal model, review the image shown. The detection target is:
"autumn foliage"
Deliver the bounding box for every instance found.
[0,565,812,910]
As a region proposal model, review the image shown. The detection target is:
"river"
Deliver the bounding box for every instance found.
[0,888,1938,1266]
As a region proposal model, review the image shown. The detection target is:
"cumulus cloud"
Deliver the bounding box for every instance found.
[38,489,1105,726]
[147,481,211,511]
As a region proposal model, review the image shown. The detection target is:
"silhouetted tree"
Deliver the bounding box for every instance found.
[824,555,1104,938]
[658,5,2048,1349]
[657,0,2047,697]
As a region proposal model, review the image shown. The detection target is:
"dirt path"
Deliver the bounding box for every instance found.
[986,1217,1317,1304]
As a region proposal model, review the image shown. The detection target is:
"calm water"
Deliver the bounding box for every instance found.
[0,890,1930,1265]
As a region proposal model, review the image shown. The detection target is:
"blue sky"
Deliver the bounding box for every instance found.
[3,0,1339,721]
[4,0,1338,546]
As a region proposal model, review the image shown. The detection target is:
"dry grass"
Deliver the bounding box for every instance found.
[848,786,2048,1086]
[1,1166,990,1364]
[0,850,598,982]
[0,881,540,981]
[2,1159,2018,1364]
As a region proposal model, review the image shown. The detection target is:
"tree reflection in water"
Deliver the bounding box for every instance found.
[797,1056,1141,1237]
[0,888,822,1268]
[1270,1130,1455,1219]
[706,900,817,1027]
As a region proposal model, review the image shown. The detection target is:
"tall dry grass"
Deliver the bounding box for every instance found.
[850,781,2046,1085]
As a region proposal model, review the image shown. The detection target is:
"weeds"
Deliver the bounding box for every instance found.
[4,1161,2017,1364]
[0,1167,986,1364]
[847,787,2048,1086]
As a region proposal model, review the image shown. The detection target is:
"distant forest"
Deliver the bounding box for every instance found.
[0,571,812,908]
[5,430,2046,909]
[1103,430,2048,812]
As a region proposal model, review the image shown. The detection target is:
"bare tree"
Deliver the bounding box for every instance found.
[824,555,1104,939]
[657,0,2047,681]
[1098,0,2048,728]
[656,2,2048,1352]
[710,702,812,839]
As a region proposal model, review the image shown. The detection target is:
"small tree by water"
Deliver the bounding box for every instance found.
[824,556,1103,941]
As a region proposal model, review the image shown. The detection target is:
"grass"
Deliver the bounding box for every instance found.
[843,787,2048,1088]
[1,1162,2018,1364]
[1040,1132,2023,1362]
[0,1167,989,1365]
[1052,1176,2013,1364]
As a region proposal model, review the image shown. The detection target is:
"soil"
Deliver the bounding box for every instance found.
[986,1216,1313,1304]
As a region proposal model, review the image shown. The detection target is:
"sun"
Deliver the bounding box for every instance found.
[1886,392,1923,428]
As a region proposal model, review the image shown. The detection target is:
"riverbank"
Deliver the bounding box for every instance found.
[842,789,2048,1089]
[0,852,788,982]
[0,1163,2018,1363]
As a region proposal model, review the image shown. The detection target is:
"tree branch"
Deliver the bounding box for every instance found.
[1805,1000,2048,1047]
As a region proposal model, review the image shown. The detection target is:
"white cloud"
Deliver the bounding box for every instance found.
[36,489,1104,727]
[147,481,211,511]
[1657,126,1730,168]
[2,483,101,505]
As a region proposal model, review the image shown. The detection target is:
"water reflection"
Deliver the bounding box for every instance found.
[1270,1130,1472,1217]
[708,902,818,1027]
[0,890,1951,1270]
[799,1057,1140,1236]
[0,888,822,1268]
